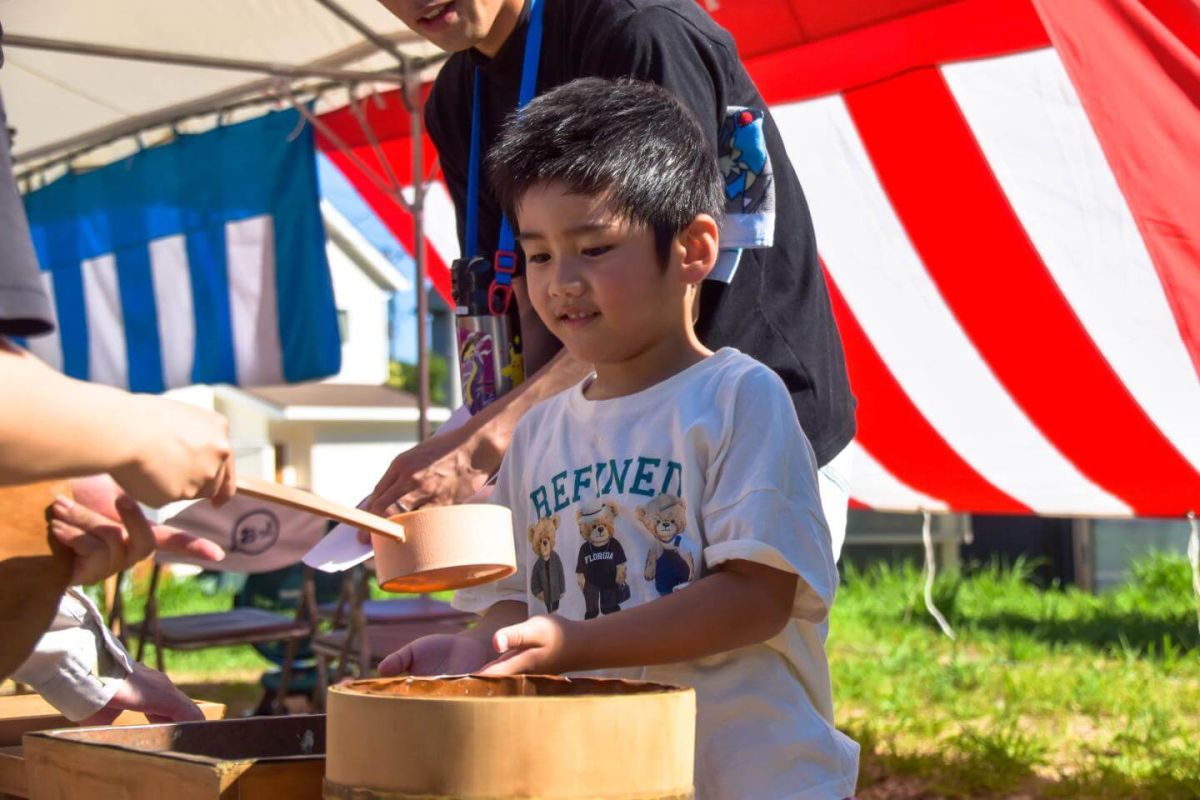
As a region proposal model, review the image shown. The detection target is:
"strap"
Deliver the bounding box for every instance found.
[465,74,483,261]
[464,0,545,315]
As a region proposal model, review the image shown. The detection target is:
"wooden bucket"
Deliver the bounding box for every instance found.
[324,676,695,799]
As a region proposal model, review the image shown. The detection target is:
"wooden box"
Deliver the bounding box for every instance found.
[23,714,325,800]
[0,694,225,798]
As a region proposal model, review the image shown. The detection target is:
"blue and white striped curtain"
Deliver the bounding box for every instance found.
[21,108,340,391]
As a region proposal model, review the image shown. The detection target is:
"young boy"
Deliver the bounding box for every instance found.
[380,77,860,799]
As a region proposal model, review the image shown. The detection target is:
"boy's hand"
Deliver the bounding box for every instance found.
[478,615,578,677]
[379,633,494,677]
[112,396,236,508]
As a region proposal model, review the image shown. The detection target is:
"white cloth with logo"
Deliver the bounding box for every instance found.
[164,492,328,574]
[454,348,859,800]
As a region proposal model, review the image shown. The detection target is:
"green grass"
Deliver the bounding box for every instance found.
[833,554,1200,798]
[108,554,1200,797]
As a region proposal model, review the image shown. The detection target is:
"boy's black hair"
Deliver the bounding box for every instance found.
[487,77,723,266]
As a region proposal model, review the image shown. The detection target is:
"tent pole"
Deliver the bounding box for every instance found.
[1,34,403,85]
[11,37,440,167]
[406,60,431,441]
[311,0,412,67]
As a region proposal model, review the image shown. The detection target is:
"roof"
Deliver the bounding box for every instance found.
[1,0,442,167]
[230,383,451,423]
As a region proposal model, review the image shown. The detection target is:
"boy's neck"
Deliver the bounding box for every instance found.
[585,329,712,401]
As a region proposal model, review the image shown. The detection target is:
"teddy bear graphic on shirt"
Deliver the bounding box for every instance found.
[637,493,695,596]
[528,514,566,613]
[575,500,628,619]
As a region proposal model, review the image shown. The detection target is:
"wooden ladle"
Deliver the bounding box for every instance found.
[236,477,516,592]
[236,476,407,541]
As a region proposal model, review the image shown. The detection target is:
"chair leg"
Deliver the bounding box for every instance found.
[275,636,299,713]
[314,652,329,712]
[136,564,162,665]
[153,626,165,673]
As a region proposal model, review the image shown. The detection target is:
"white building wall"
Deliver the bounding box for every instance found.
[325,241,390,386]
[308,422,418,507]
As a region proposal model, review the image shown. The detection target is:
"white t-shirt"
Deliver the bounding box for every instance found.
[455,348,859,799]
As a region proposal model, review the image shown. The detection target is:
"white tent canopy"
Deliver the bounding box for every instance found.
[0,0,440,168]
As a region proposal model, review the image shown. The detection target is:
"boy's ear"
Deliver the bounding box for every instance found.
[676,214,719,286]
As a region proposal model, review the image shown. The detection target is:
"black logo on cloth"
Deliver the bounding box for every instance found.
[231,509,280,555]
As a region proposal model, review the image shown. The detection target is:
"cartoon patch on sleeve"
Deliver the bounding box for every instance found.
[574,500,628,619]
[528,514,565,613]
[717,106,775,250]
[637,494,695,596]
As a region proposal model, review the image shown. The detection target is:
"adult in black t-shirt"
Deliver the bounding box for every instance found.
[369,0,857,543]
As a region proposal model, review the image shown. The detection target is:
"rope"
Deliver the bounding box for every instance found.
[922,509,956,640]
[1188,511,1199,637]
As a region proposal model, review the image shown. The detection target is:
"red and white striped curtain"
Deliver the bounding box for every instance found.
[318,0,1200,519]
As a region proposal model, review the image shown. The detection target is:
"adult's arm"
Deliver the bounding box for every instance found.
[366,341,590,516]
[13,589,202,723]
[0,340,236,507]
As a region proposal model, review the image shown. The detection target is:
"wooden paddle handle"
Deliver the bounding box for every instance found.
[236,476,406,542]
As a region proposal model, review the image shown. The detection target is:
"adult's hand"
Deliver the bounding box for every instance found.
[110,395,236,508]
[378,632,494,677]
[366,425,495,518]
[363,350,591,523]
[51,476,225,585]
[80,661,204,726]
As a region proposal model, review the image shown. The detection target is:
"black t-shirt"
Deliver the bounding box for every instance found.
[425,0,856,465]
[0,25,56,339]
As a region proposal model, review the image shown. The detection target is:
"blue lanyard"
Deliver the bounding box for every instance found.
[464,0,545,315]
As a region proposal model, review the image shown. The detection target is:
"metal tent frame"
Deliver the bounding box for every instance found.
[6,0,442,440]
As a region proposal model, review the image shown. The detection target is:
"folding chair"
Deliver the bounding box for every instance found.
[126,492,329,712]
[311,566,473,708]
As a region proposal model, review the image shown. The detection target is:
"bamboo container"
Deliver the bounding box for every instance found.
[325,676,696,799]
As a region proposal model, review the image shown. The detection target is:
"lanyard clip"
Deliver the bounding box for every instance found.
[488,250,518,315]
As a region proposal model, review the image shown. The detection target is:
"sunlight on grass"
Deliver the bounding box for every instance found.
[834,554,1200,798]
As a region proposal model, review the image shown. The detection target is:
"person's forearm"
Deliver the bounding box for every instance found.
[465,348,592,471]
[0,343,141,485]
[561,564,797,672]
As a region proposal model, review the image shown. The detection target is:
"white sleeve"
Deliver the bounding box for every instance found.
[12,589,133,721]
[699,367,838,622]
[450,434,529,616]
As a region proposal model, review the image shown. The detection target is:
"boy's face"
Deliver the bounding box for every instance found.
[516,183,690,370]
[376,0,517,53]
